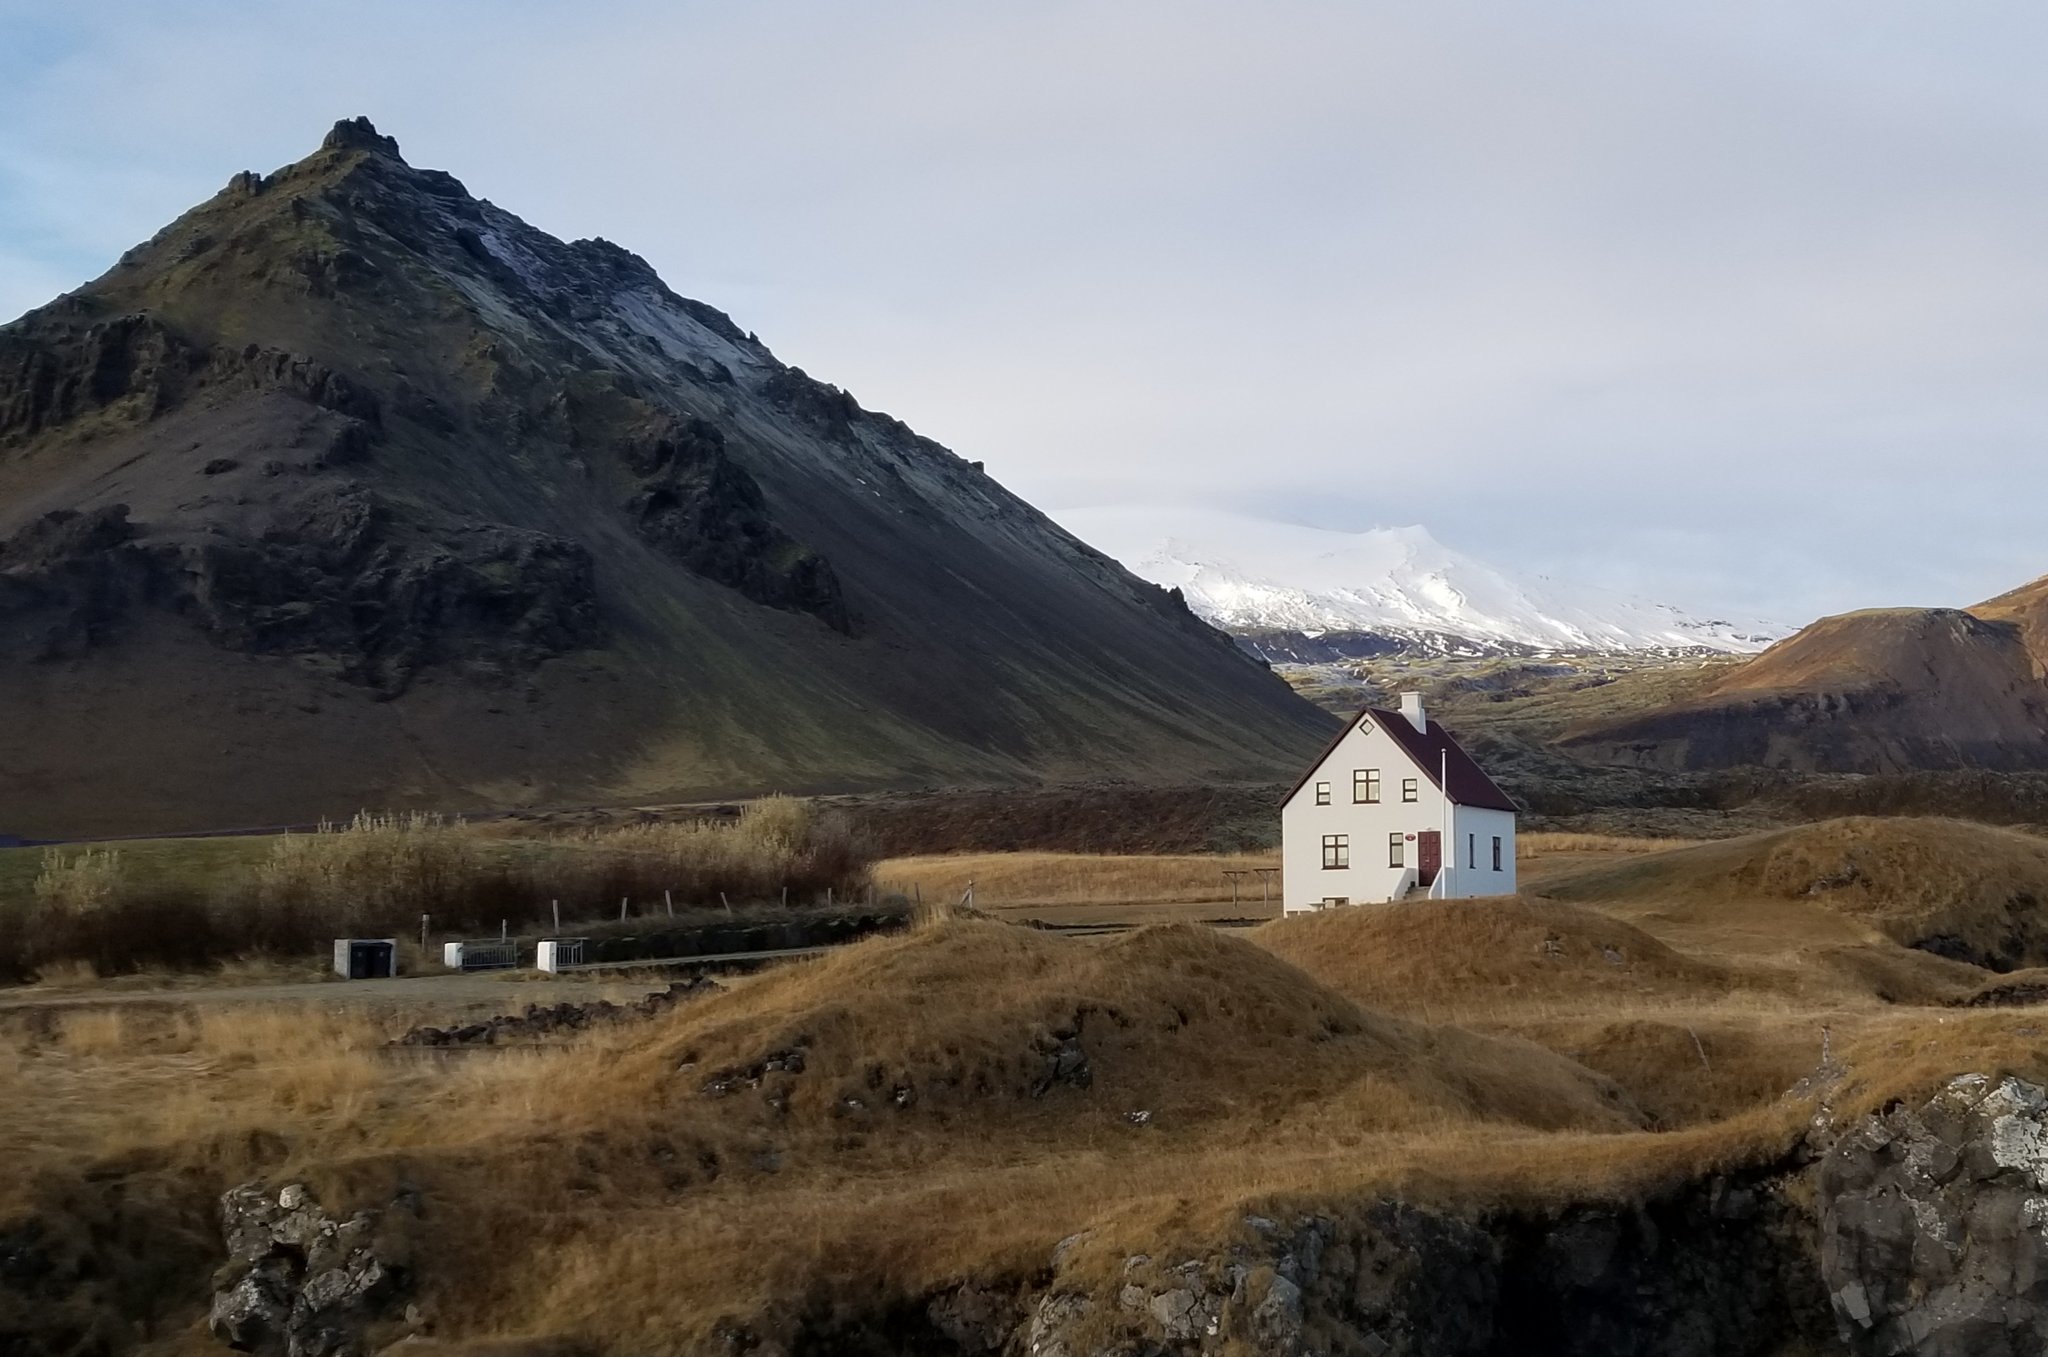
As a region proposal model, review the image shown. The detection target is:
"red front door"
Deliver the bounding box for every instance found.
[1417,831,1441,887]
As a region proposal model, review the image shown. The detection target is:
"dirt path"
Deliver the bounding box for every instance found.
[982,898,1280,928]
[0,971,676,1012]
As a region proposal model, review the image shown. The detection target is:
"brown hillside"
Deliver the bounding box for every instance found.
[1255,897,1745,1017]
[0,921,1656,1354]
[0,120,1330,838]
[1971,574,2048,672]
[1556,608,2048,772]
[1541,816,2048,970]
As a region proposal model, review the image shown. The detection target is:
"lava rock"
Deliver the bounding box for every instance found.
[207,1181,415,1357]
[392,977,718,1047]
[1819,1073,2048,1356]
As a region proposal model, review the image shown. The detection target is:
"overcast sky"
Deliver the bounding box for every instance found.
[3,1,2045,624]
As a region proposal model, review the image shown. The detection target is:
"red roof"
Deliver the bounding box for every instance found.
[1284,705,1518,812]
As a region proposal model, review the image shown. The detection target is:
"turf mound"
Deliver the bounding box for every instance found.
[1253,897,1744,1016]
[653,919,1644,1137]
[1539,817,2048,970]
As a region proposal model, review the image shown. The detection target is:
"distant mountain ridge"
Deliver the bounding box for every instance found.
[0,118,1331,838]
[1558,606,2048,773]
[1054,506,1786,658]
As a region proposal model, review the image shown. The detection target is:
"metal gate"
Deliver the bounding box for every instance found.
[451,939,518,971]
[537,938,587,973]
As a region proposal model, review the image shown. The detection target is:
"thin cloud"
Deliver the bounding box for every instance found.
[1,1,2043,622]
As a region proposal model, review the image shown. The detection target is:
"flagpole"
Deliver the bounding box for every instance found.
[1440,747,1450,899]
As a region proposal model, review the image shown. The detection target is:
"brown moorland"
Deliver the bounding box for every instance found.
[9,819,2048,1353]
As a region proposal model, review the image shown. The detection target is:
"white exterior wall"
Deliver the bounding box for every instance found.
[1280,715,1517,912]
[1441,804,1518,900]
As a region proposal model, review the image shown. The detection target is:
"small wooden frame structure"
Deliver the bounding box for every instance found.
[1220,867,1280,908]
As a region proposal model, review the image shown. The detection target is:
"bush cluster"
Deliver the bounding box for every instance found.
[0,799,875,981]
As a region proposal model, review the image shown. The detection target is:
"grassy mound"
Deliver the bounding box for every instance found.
[650,919,1645,1138]
[1254,897,1745,1019]
[24,905,2048,1354]
[1539,816,2048,970]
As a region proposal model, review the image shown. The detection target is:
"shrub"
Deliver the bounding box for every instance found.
[13,849,220,977]
[33,847,125,916]
[0,799,879,979]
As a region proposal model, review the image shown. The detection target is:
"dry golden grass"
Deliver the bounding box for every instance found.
[876,851,1279,906]
[1256,896,1753,1021]
[1542,815,2048,966]
[1519,832,1702,857]
[14,824,2048,1354]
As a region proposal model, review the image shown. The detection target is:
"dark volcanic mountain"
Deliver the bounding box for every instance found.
[1557,605,2048,773]
[0,118,1330,838]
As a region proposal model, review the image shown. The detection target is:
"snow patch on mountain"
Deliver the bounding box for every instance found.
[1054,506,1786,655]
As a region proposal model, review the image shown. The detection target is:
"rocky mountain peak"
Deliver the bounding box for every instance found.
[320,115,403,160]
[0,117,1329,836]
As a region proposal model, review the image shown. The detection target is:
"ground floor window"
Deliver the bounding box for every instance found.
[1492,836,1503,871]
[1467,833,1475,869]
[1321,834,1349,869]
[1320,896,1348,909]
[1389,833,1404,868]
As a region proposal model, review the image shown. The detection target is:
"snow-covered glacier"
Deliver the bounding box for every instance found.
[1054,506,1785,655]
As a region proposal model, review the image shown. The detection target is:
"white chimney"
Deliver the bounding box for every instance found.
[1398,691,1427,733]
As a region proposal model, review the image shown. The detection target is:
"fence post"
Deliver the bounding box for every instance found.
[665,890,674,918]
[552,899,560,933]
[500,919,507,941]
[619,896,628,922]
[420,913,430,953]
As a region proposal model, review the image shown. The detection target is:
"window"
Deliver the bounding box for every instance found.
[1320,897,1349,909]
[1353,769,1380,804]
[1401,777,1419,803]
[1389,833,1404,868]
[1315,781,1331,805]
[1492,836,1503,871]
[1321,835,1349,869]
[1468,834,1476,870]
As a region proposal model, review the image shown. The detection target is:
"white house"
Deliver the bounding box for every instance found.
[1280,691,1517,912]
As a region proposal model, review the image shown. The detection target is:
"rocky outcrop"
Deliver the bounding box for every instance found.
[0,311,200,445]
[0,308,381,451]
[391,977,718,1047]
[622,417,853,635]
[174,492,604,692]
[1818,1073,2048,1356]
[0,488,603,691]
[1018,1182,1826,1357]
[561,381,853,635]
[208,1182,416,1357]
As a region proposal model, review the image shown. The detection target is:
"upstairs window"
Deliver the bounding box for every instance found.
[1401,777,1419,803]
[1315,781,1331,805]
[1353,769,1379,803]
[1321,835,1349,870]
[1492,836,1503,871]
[1389,833,1405,868]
